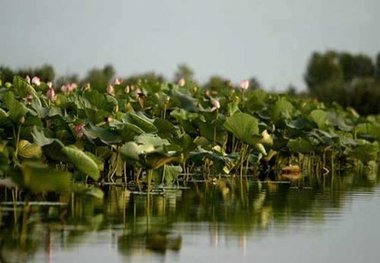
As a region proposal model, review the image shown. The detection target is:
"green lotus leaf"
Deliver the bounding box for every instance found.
[271,97,294,122]
[32,126,57,146]
[83,125,122,144]
[163,165,183,184]
[287,138,314,153]
[171,89,199,111]
[83,90,114,111]
[2,91,28,122]
[355,123,380,141]
[198,121,228,145]
[119,142,141,161]
[62,145,101,181]
[0,108,11,127]
[310,109,328,130]
[12,76,38,98]
[245,89,267,111]
[351,142,379,164]
[224,112,261,146]
[135,134,170,148]
[124,112,157,133]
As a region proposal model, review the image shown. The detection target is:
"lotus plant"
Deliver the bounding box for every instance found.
[46,82,56,102]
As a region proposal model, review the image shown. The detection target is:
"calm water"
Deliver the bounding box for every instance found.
[0,171,379,263]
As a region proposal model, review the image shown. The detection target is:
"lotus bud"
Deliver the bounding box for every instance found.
[20,116,25,124]
[125,85,130,94]
[107,84,115,96]
[210,98,220,112]
[74,123,85,139]
[239,80,249,91]
[32,76,41,86]
[47,82,53,89]
[46,87,56,101]
[25,75,31,84]
[178,78,186,87]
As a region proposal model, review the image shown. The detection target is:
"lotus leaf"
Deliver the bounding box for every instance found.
[18,139,42,159]
[62,145,101,181]
[224,112,261,146]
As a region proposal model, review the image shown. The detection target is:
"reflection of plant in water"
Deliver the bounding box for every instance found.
[0,171,379,261]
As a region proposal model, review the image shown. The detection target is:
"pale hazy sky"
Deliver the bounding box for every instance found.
[0,0,379,90]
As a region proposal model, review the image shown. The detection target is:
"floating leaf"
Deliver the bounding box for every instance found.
[62,145,100,181]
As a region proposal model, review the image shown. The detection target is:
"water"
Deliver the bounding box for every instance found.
[0,172,379,263]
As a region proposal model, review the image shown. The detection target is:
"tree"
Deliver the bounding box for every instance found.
[352,54,375,79]
[375,53,380,80]
[84,64,115,92]
[304,51,344,94]
[173,64,195,83]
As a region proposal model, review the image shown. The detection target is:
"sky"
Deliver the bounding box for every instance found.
[0,0,379,90]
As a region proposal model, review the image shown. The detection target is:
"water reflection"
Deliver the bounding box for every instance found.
[0,170,378,263]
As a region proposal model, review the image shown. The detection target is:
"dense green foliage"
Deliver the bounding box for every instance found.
[0,73,378,194]
[304,51,380,115]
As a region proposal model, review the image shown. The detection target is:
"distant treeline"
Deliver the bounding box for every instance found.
[304,51,380,115]
[1,50,380,115]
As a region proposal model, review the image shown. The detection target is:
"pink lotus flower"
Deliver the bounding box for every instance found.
[61,83,77,93]
[178,78,186,87]
[61,84,69,93]
[32,76,41,86]
[210,98,220,112]
[239,80,249,91]
[69,83,77,92]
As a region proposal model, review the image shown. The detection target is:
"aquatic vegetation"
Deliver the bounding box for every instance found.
[0,75,378,194]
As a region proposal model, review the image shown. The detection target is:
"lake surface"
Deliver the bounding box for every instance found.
[0,171,379,263]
